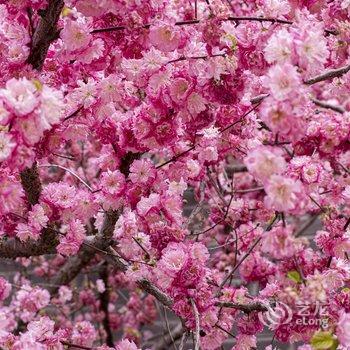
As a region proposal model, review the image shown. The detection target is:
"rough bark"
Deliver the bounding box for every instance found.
[26,0,64,70]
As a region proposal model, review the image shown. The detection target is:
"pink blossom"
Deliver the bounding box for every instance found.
[71,321,97,347]
[261,226,307,259]
[244,146,287,183]
[295,24,329,71]
[263,0,291,16]
[57,219,86,256]
[264,29,293,63]
[343,186,350,201]
[264,63,301,101]
[337,312,350,347]
[38,85,64,130]
[264,175,305,212]
[149,24,181,52]
[0,277,11,301]
[0,78,38,116]
[115,339,140,350]
[96,279,105,293]
[16,223,40,242]
[58,286,72,303]
[42,182,77,209]
[136,193,160,217]
[100,170,126,197]
[0,132,15,162]
[60,19,91,52]
[232,334,257,350]
[28,204,48,231]
[129,159,156,185]
[187,92,207,115]
[0,100,10,125]
[16,287,50,313]
[159,244,187,275]
[26,316,54,341]
[169,78,192,104]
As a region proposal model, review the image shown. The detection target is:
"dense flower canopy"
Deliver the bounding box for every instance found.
[0,0,350,349]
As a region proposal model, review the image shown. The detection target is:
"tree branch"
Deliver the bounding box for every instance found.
[311,97,345,114]
[99,263,114,347]
[305,64,350,85]
[26,0,64,70]
[137,279,174,308]
[215,301,268,313]
[0,227,58,259]
[190,299,200,350]
[153,324,184,350]
[20,163,42,206]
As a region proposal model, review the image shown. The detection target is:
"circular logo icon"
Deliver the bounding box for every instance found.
[258,302,293,329]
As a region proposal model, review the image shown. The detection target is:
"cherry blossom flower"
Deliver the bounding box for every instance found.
[264,63,301,101]
[149,24,181,52]
[264,175,305,212]
[0,78,37,116]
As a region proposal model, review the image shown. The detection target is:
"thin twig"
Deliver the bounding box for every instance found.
[295,215,319,237]
[308,195,326,213]
[215,324,236,338]
[38,164,95,192]
[164,307,178,350]
[233,186,264,194]
[178,332,187,350]
[344,218,350,231]
[60,341,92,350]
[63,105,84,122]
[190,299,200,350]
[217,214,278,292]
[91,16,335,35]
[156,146,195,169]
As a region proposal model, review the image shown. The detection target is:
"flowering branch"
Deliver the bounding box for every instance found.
[48,210,119,295]
[157,104,259,169]
[91,16,336,36]
[218,214,279,292]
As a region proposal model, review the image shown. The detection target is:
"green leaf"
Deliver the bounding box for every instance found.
[287,270,302,284]
[310,331,339,350]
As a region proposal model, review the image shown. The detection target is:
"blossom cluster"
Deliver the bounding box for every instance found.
[0,0,350,349]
